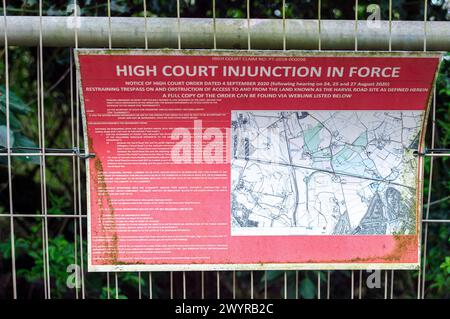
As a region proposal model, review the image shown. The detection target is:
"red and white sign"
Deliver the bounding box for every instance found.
[76,50,441,271]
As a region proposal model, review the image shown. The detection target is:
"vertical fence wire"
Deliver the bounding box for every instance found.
[205,0,218,296]
[69,49,79,300]
[217,271,220,299]
[388,0,392,51]
[176,0,181,50]
[420,0,435,300]
[317,0,321,50]
[421,87,436,299]
[182,271,186,299]
[264,271,267,299]
[170,271,173,299]
[351,270,354,299]
[315,0,322,299]
[352,0,358,300]
[75,0,85,299]
[418,0,426,299]
[71,2,78,301]
[105,0,114,298]
[390,270,394,299]
[115,272,118,299]
[143,0,148,49]
[138,272,142,299]
[149,272,153,299]
[36,1,44,300]
[246,0,253,299]
[384,271,388,299]
[70,1,80,298]
[327,271,330,299]
[317,272,320,299]
[423,0,428,52]
[2,0,17,300]
[107,0,112,48]
[388,0,395,296]
[174,0,183,299]
[142,0,151,297]
[358,270,362,299]
[354,0,358,50]
[232,271,236,299]
[246,0,250,50]
[250,271,254,299]
[107,272,110,299]
[282,0,286,51]
[212,0,216,50]
[38,0,51,299]
[201,271,205,299]
[281,0,290,300]
[37,46,48,299]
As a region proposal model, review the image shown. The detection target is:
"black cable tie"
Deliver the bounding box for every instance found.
[73,147,96,159]
[413,148,450,157]
[413,150,425,157]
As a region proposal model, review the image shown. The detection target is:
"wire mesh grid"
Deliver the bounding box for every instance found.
[0,0,448,299]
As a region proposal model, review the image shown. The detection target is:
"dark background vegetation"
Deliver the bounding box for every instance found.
[0,0,448,299]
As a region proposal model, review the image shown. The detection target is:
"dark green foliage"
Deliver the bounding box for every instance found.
[0,85,38,165]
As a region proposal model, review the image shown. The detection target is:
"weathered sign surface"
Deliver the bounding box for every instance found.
[75,50,441,271]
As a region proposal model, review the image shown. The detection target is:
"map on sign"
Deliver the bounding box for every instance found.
[231,110,422,236]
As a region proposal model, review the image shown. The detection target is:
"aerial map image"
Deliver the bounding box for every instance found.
[231,110,423,236]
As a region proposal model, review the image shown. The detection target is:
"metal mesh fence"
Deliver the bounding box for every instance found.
[0,0,448,299]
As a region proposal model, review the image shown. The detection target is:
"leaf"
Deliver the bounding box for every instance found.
[0,125,15,148]
[0,85,31,115]
[0,110,22,131]
[111,3,128,14]
[440,257,450,274]
[12,133,36,148]
[0,240,11,258]
[13,133,40,164]
[226,8,244,18]
[299,277,316,299]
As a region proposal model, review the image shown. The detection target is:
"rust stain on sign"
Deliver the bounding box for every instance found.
[301,235,417,265]
[89,137,119,265]
[383,235,416,262]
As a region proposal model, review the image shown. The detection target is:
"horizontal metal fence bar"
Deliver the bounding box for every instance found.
[1,214,447,223]
[422,219,450,223]
[0,214,87,218]
[1,148,447,158]
[1,215,448,225]
[422,153,450,157]
[1,152,448,158]
[0,16,449,50]
[0,153,79,157]
[0,147,94,159]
